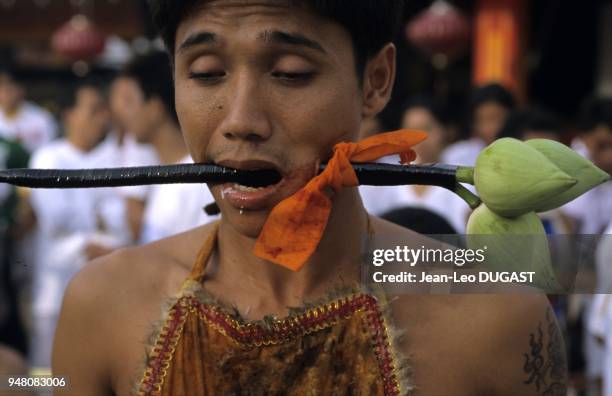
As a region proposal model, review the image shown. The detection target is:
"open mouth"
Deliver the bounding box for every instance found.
[232,168,283,188]
[213,159,287,211]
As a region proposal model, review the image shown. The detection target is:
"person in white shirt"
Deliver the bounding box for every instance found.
[587,222,612,396]
[561,98,612,235]
[118,52,218,244]
[28,82,130,370]
[360,96,469,232]
[0,67,58,153]
[98,76,161,242]
[442,83,516,167]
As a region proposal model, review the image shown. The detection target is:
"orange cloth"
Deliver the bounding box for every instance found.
[253,129,428,271]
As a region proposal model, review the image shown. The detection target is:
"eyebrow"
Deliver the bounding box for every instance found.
[178,31,219,53]
[177,29,327,55]
[259,30,326,53]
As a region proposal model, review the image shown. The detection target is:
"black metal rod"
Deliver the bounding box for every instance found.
[0,163,458,189]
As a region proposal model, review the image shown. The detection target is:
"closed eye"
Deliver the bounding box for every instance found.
[271,71,316,81]
[189,71,226,83]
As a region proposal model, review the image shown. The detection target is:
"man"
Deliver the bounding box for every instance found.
[112,51,218,243]
[101,75,160,242]
[0,67,57,153]
[562,98,612,234]
[442,83,516,167]
[53,2,567,395]
[29,82,130,370]
[361,96,469,233]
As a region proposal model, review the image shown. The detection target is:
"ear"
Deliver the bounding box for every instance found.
[361,43,396,119]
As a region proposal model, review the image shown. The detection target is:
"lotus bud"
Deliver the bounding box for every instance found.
[525,138,610,212]
[474,138,576,217]
[466,204,560,291]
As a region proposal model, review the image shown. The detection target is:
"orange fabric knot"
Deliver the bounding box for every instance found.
[253,129,428,271]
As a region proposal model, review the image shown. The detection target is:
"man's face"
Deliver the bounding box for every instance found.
[110,77,154,143]
[66,87,110,150]
[0,74,24,113]
[402,107,445,163]
[109,77,140,134]
[174,1,365,237]
[583,125,612,174]
[473,102,509,144]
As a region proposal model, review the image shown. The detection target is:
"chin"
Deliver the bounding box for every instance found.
[221,207,270,239]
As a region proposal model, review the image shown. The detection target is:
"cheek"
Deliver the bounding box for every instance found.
[176,86,218,163]
[268,79,362,155]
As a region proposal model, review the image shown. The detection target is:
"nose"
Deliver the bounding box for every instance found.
[218,72,272,143]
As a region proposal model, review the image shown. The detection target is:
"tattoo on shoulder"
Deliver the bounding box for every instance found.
[522,307,568,396]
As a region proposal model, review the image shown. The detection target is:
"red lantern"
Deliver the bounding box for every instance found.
[406,0,471,61]
[51,14,106,61]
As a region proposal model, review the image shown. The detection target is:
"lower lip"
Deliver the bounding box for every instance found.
[220,179,286,211]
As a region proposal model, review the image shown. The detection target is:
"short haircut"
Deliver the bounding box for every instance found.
[148,0,405,78]
[381,207,458,236]
[59,79,105,113]
[499,107,561,139]
[122,51,177,123]
[579,97,612,132]
[400,95,448,125]
[470,83,516,113]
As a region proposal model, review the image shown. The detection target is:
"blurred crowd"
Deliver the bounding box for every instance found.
[0,52,610,395]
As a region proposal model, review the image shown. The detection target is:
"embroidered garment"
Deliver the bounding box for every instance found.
[137,226,410,395]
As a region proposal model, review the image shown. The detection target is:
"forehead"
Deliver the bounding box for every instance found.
[175,0,350,57]
[76,87,103,104]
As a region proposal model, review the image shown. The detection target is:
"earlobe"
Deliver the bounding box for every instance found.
[361,43,397,119]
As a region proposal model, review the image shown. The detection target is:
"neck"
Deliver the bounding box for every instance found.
[215,188,369,314]
[151,120,187,164]
[1,102,22,118]
[66,130,95,153]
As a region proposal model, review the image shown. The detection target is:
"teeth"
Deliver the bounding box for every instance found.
[233,183,265,192]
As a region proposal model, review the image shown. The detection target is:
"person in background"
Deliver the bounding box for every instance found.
[381,207,457,236]
[360,96,469,232]
[588,222,612,396]
[28,82,130,371]
[0,137,29,367]
[118,52,218,244]
[442,83,516,166]
[561,98,612,235]
[100,75,160,243]
[499,107,573,234]
[0,66,57,153]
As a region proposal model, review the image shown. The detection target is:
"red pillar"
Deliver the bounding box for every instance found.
[473,0,526,102]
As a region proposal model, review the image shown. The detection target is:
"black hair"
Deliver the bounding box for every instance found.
[381,207,457,236]
[470,83,516,113]
[147,0,405,78]
[578,97,612,132]
[400,95,448,125]
[122,51,177,123]
[498,107,561,139]
[59,78,106,113]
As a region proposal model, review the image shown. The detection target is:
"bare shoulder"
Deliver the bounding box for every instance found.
[52,222,218,396]
[392,292,567,396]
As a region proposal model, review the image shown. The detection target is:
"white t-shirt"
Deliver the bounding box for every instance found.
[441,138,485,167]
[0,102,57,152]
[139,155,219,244]
[359,154,470,233]
[360,184,469,233]
[29,140,130,316]
[92,131,159,200]
[561,181,612,234]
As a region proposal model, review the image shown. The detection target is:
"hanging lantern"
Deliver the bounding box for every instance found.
[51,14,106,61]
[406,0,471,65]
